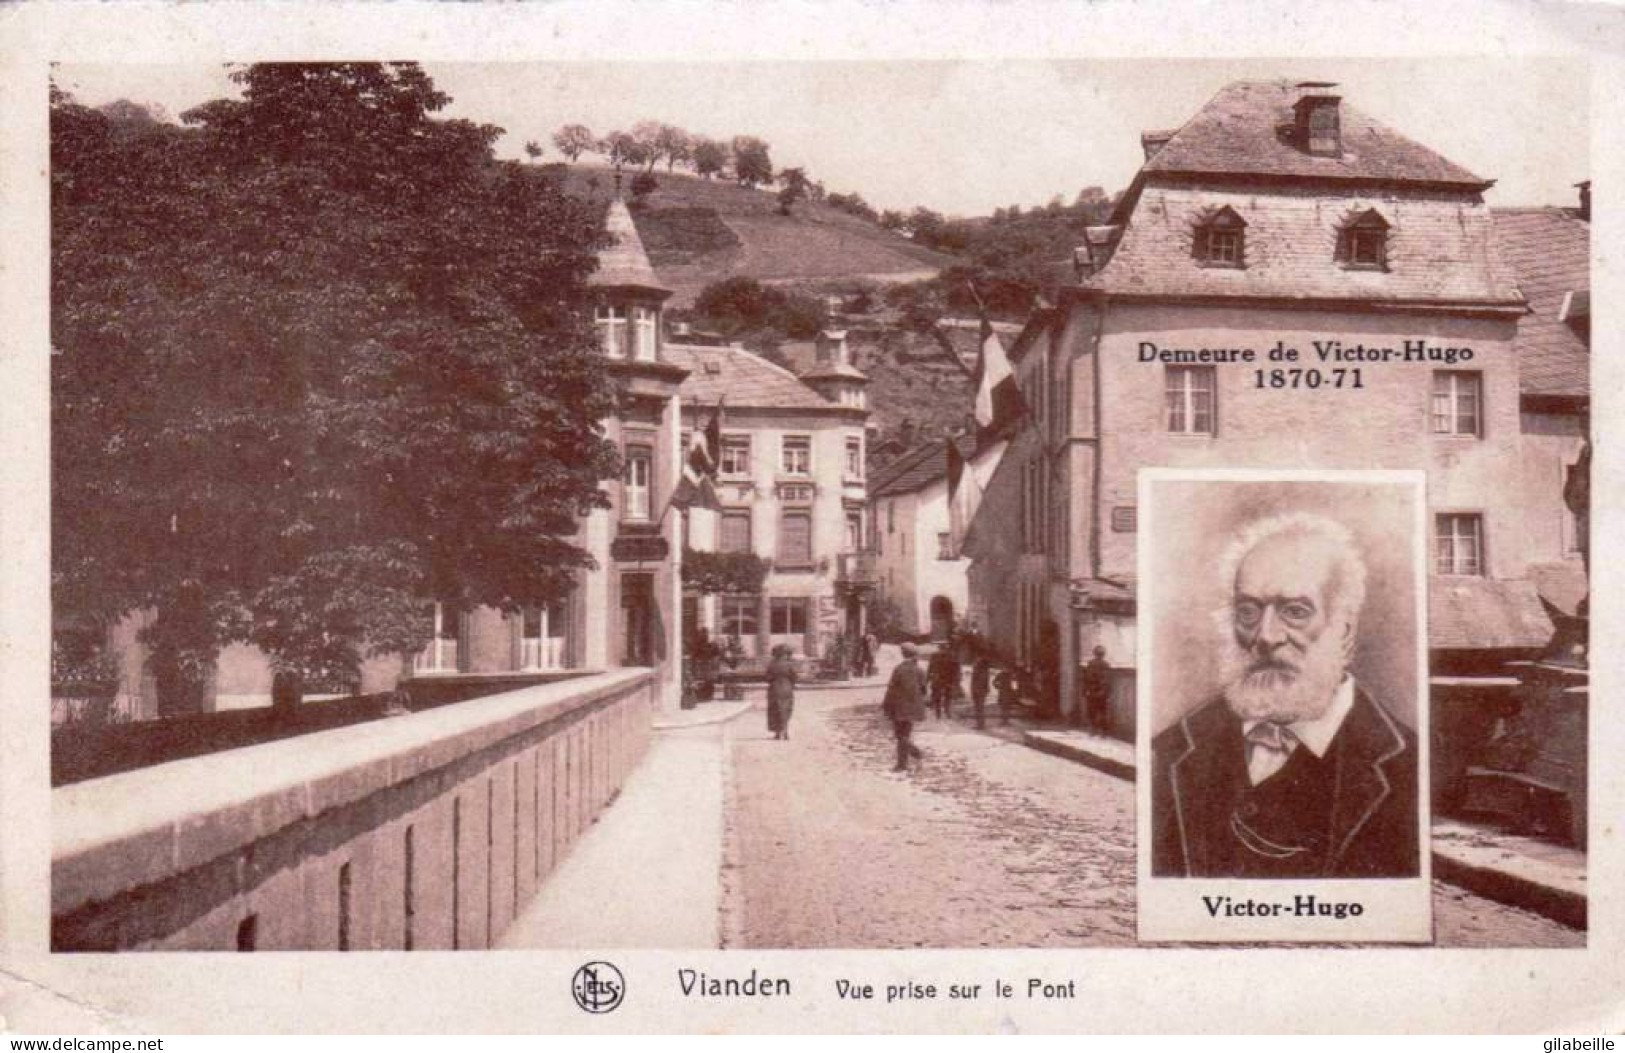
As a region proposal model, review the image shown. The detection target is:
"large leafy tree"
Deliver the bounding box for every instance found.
[52,63,620,711]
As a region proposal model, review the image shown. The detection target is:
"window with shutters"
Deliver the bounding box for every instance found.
[720,511,752,554]
[778,511,813,566]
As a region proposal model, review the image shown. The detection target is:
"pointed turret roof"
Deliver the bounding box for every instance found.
[589,198,670,296]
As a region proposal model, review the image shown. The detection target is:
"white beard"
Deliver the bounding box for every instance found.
[1220,623,1348,724]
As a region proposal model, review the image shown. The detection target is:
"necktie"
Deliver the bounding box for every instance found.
[1246,721,1297,785]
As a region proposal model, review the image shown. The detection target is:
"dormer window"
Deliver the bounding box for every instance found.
[1294,90,1342,156]
[1337,210,1390,271]
[1193,207,1246,269]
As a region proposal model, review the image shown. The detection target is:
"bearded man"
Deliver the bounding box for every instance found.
[1150,513,1419,879]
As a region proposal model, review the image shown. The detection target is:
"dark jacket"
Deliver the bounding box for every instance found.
[1150,686,1419,879]
[971,659,992,700]
[882,659,926,722]
[766,658,797,705]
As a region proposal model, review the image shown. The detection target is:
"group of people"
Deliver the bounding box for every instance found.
[880,637,1032,773]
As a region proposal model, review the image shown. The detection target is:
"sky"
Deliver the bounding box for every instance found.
[53,57,1589,215]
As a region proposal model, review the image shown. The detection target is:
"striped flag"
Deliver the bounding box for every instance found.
[973,314,1027,437]
[669,397,724,513]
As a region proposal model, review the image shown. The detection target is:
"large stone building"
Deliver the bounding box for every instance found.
[966,80,1581,742]
[670,329,872,658]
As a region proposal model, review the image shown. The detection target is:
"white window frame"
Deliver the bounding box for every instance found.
[632,305,657,362]
[1432,371,1482,438]
[595,304,628,358]
[845,435,864,479]
[516,600,569,671]
[1166,365,1216,436]
[414,602,462,675]
[1436,513,1484,576]
[623,444,652,521]
[720,435,751,477]
[768,597,810,639]
[781,435,812,476]
[720,594,760,655]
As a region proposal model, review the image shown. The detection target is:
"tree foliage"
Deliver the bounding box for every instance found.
[776,167,809,215]
[693,277,827,340]
[692,137,727,179]
[730,135,773,188]
[52,64,621,707]
[681,549,770,596]
[552,122,595,163]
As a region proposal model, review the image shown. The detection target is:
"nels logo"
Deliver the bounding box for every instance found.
[572,961,626,1014]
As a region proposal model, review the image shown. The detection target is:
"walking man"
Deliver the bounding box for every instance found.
[970,654,992,729]
[1081,645,1112,733]
[926,645,960,720]
[882,642,927,771]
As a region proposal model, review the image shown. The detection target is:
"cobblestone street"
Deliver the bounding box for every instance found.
[725,686,1583,950]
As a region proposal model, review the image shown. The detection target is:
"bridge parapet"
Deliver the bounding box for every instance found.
[53,668,655,951]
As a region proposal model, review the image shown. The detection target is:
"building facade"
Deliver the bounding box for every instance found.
[967,80,1575,739]
[868,439,973,639]
[670,329,871,659]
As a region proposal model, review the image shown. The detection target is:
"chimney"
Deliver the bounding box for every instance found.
[1577,181,1591,221]
[816,328,850,368]
[1140,129,1175,161]
[1293,83,1342,157]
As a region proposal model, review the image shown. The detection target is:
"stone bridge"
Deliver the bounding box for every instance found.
[52,669,655,951]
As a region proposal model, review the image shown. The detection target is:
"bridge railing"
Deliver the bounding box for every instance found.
[52,668,655,951]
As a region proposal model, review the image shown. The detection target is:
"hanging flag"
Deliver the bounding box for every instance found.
[946,437,976,558]
[973,314,1028,436]
[668,398,724,514]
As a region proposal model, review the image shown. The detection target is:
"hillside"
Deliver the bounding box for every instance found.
[556,164,957,305]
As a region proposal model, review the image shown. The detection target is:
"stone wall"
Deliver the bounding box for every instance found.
[52,669,655,951]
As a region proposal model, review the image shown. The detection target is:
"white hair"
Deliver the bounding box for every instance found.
[1215,510,1368,631]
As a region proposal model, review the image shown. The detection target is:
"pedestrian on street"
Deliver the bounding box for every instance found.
[994,664,1019,725]
[766,644,797,740]
[863,631,879,677]
[881,642,926,771]
[926,645,960,719]
[1080,645,1112,733]
[855,633,875,680]
[970,654,992,729]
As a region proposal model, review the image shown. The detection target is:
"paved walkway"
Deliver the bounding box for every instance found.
[498,713,742,949]
[726,686,1582,949]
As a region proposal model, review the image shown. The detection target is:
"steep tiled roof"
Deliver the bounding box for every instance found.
[1430,578,1552,650]
[1492,207,1590,399]
[1527,561,1588,618]
[666,342,838,412]
[1143,80,1489,189]
[870,440,952,497]
[1083,185,1523,305]
[589,198,667,293]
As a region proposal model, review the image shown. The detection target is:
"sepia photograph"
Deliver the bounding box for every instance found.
[1136,472,1429,942]
[5,3,1612,1027]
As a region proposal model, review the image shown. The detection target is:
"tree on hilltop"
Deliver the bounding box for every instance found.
[524,139,543,162]
[776,167,810,215]
[730,135,772,188]
[692,137,727,180]
[552,122,596,163]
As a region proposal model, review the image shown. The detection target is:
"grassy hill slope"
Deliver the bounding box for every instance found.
[557,164,957,305]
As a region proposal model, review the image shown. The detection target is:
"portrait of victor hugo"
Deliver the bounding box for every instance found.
[1144,474,1426,880]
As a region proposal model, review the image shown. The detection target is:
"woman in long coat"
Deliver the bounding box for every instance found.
[765,644,798,740]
